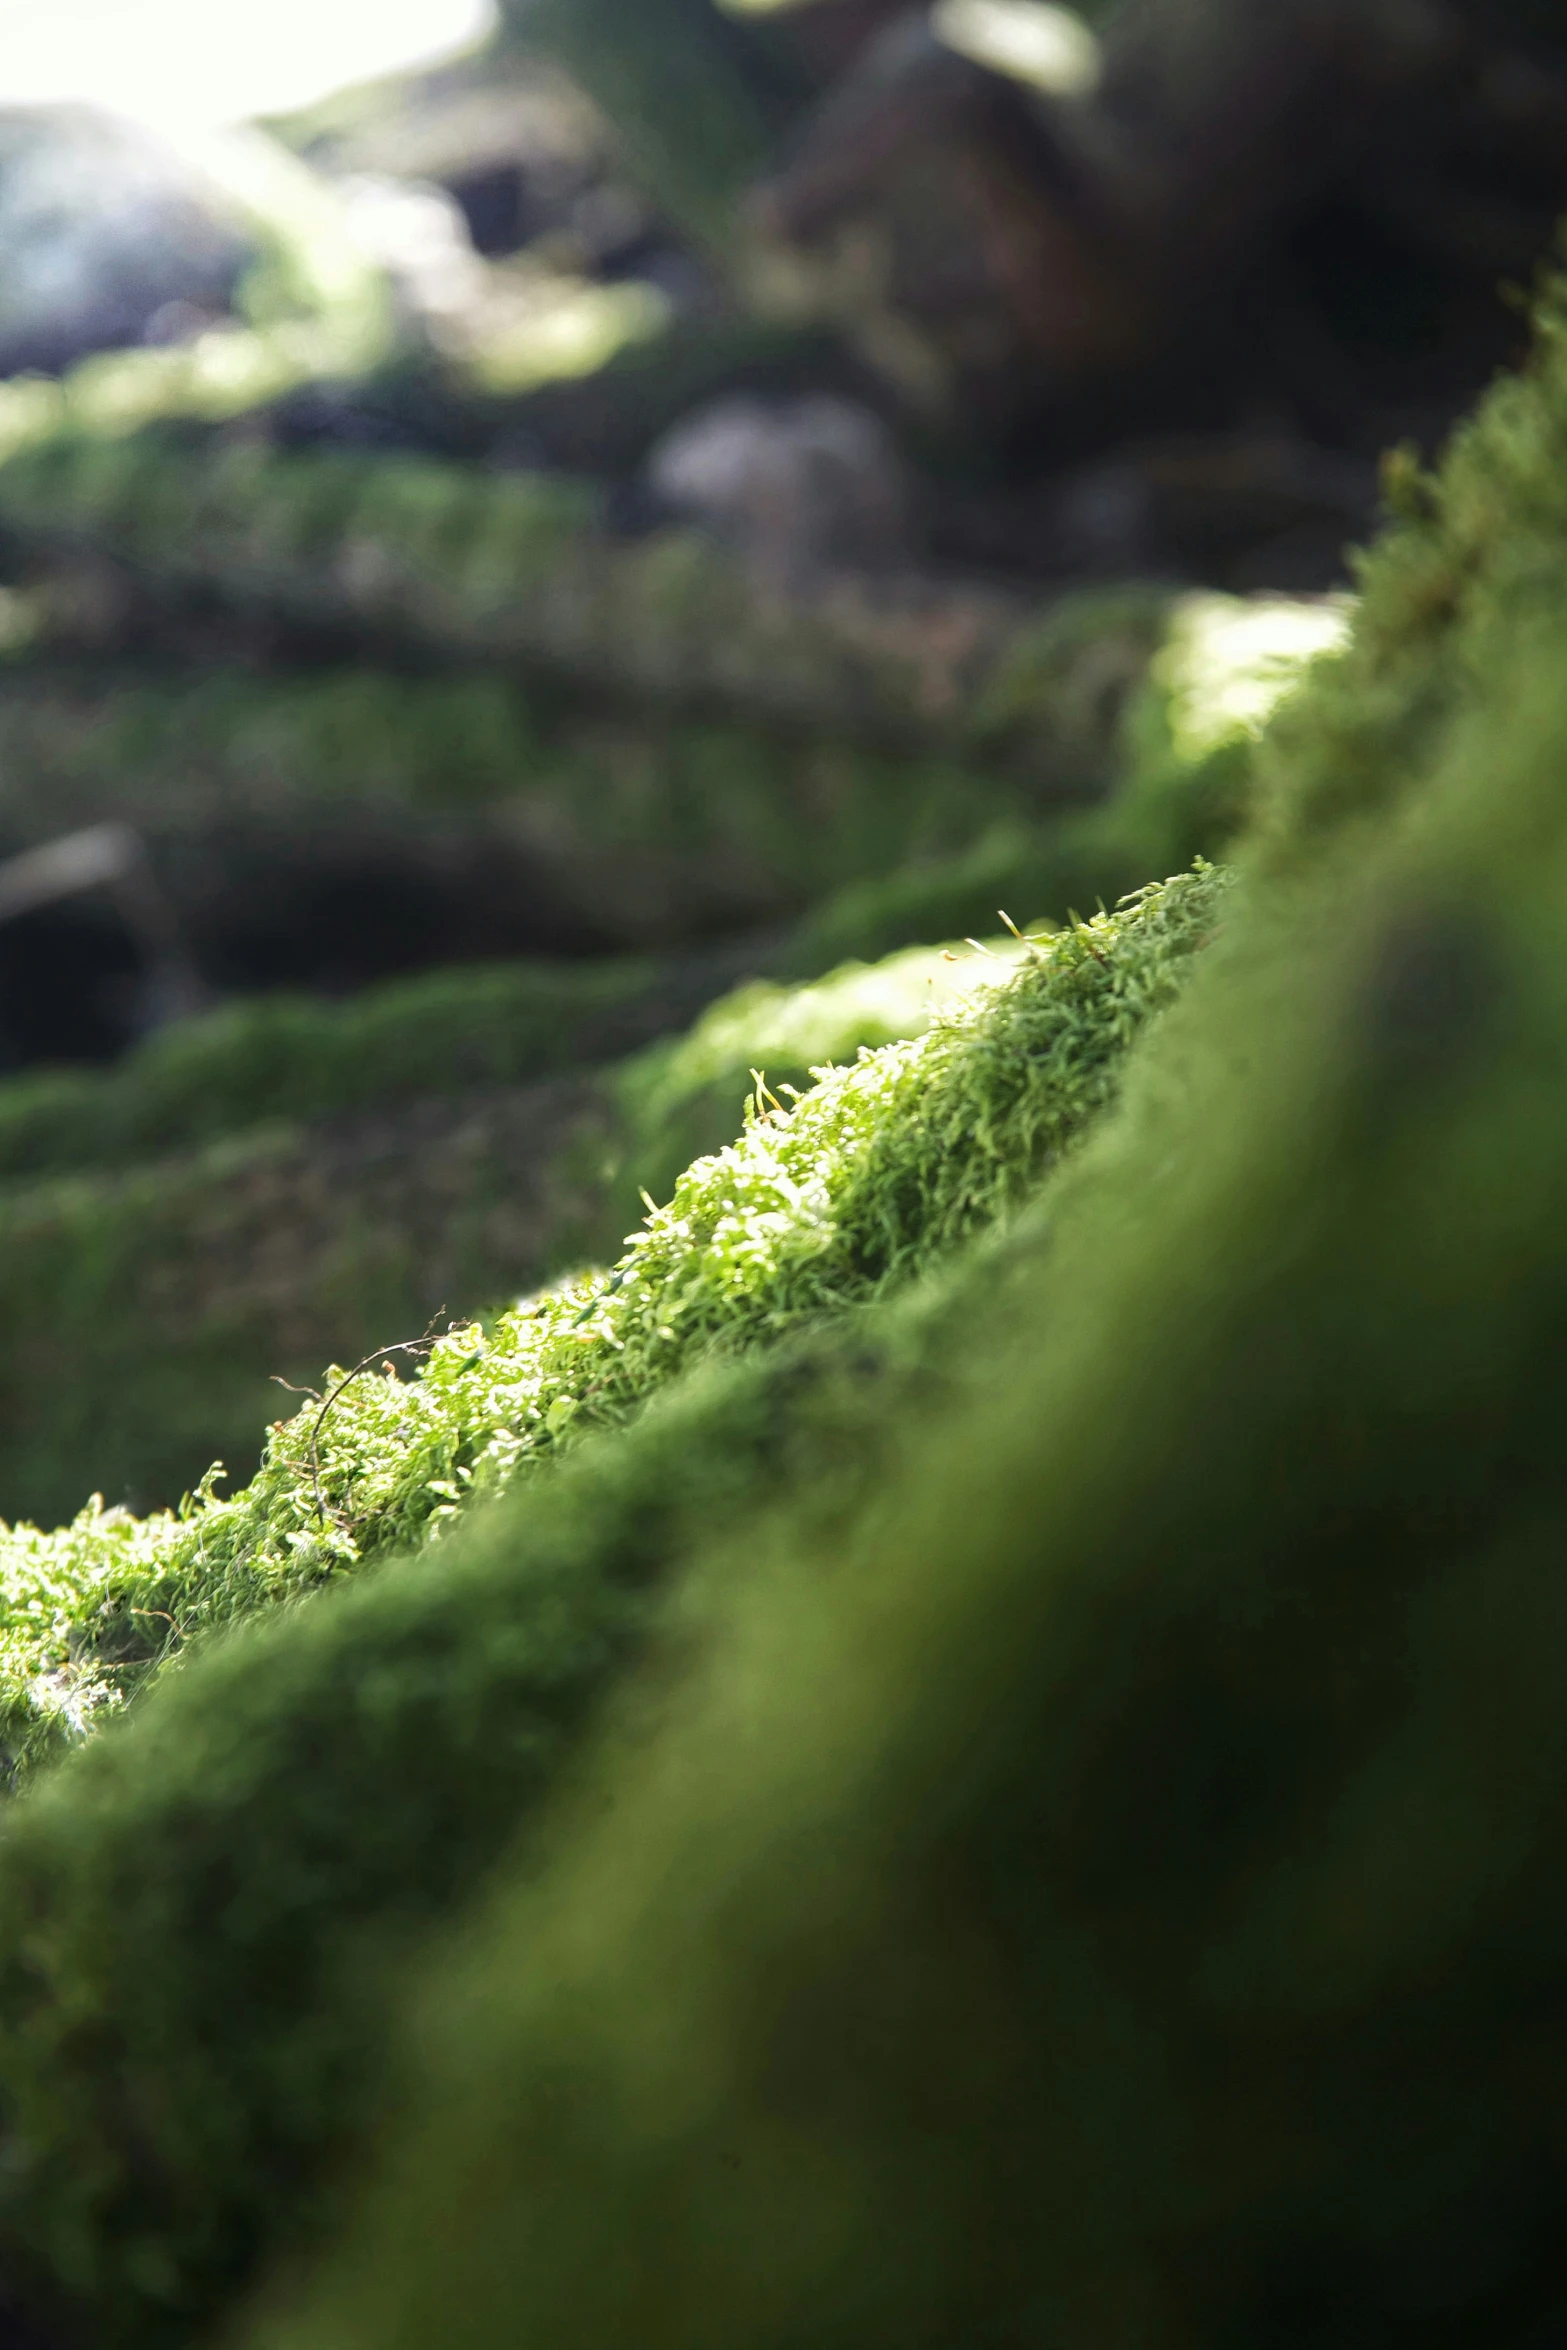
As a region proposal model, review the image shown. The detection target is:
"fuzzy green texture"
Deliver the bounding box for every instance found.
[225,611,1567,2350]
[1,117,1566,2350]
[192,257,1567,2350]
[0,1285,965,2347]
[0,932,974,1532]
[0,587,1228,965]
[0,1080,614,1538]
[0,943,934,1188]
[1254,270,1567,860]
[0,872,1218,2349]
[0,761,1249,1536]
[783,591,1345,973]
[0,868,1219,1799]
[0,652,1064,954]
[0,426,1178,769]
[0,959,660,1183]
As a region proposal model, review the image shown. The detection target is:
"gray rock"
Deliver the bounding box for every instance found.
[0,105,256,377]
[645,393,914,580]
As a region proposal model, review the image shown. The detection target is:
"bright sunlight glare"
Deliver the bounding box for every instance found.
[0,0,500,133]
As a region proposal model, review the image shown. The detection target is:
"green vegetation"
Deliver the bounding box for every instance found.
[0,572,1331,1531]
[1255,275,1567,859]
[0,580,1326,971]
[236,603,1567,2350]
[0,653,1067,954]
[0,958,661,1182]
[0,50,1519,2339]
[0,932,970,1531]
[0,1279,966,2348]
[0,866,1220,1799]
[1,239,1567,2350]
[0,425,1009,747]
[0,425,1316,782]
[193,249,1567,2350]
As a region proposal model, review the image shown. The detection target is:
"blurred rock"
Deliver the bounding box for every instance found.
[264,42,618,266]
[337,174,488,332]
[0,106,256,379]
[646,392,913,577]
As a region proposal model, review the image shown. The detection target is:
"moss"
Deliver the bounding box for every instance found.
[5,120,1567,2350]
[0,1286,967,2347]
[1253,269,1567,861]
[0,931,960,1532]
[0,1081,617,1541]
[0,425,1152,763]
[175,266,1567,2350]
[0,961,662,1183]
[0,871,1221,2347]
[234,609,1567,2350]
[0,867,1220,1805]
[0,653,1074,956]
[782,593,1344,970]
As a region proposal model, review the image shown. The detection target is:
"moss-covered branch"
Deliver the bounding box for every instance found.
[0,585,1330,999]
[0,648,1101,959]
[0,429,1164,771]
[0,865,1221,2350]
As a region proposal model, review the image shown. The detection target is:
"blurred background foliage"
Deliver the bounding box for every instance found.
[0,0,1556,1512]
[2,8,1567,2349]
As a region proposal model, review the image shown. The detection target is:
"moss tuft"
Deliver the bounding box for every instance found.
[226,610,1567,2350]
[1254,271,1567,860]
[0,867,1221,1795]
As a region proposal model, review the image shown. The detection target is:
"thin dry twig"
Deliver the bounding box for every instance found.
[273,1312,450,1526]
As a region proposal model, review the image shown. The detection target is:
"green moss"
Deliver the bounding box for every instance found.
[0,1288,963,2346]
[0,871,1220,2347]
[0,932,957,1533]
[0,425,1159,763]
[0,868,1219,1803]
[0,655,1055,952]
[1253,273,1567,860]
[0,960,661,1182]
[219,611,1567,2350]
[178,269,1567,2350]
[0,925,992,1195]
[0,1082,617,1539]
[5,121,1567,2350]
[783,591,1342,972]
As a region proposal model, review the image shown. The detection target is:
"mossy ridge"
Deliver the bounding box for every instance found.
[0,935,966,1534]
[0,636,1117,958]
[234,616,1567,2350]
[0,429,1025,751]
[1254,267,1567,857]
[0,960,660,1183]
[0,866,1223,1789]
[0,1242,1009,2350]
[0,582,1322,1018]
[0,1078,617,1545]
[1,193,1565,2350]
[0,426,1225,772]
